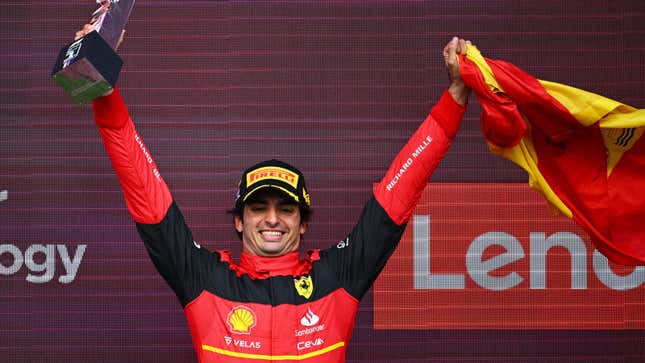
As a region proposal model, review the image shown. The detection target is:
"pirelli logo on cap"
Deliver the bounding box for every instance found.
[247,167,299,188]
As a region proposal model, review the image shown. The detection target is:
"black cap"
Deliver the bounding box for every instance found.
[235,159,311,210]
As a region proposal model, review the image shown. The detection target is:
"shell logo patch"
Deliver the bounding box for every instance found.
[294,275,314,299]
[227,306,257,334]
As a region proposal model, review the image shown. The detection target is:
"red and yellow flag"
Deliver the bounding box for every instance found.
[459,45,645,265]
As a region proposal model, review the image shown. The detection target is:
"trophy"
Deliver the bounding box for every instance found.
[52,0,135,105]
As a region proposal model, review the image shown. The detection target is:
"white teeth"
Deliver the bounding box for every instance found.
[261,231,282,237]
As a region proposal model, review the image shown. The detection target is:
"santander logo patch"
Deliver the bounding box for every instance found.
[300,308,320,327]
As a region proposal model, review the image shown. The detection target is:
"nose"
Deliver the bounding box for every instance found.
[264,206,279,226]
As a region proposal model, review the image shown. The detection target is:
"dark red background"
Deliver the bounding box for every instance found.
[2,1,644,362]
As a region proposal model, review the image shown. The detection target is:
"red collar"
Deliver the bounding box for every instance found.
[218,250,317,279]
[217,251,310,279]
[240,251,301,276]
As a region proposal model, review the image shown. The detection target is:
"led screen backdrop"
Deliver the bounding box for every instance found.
[1,1,644,362]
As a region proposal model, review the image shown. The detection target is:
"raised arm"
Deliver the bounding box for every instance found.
[76,25,214,307]
[75,24,172,223]
[92,88,173,223]
[318,38,471,300]
[374,37,470,225]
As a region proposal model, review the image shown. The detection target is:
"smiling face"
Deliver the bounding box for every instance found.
[235,188,307,257]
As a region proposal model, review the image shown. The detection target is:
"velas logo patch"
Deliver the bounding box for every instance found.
[227,306,257,334]
[247,167,299,189]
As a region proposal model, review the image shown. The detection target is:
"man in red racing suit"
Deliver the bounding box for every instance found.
[86,27,471,362]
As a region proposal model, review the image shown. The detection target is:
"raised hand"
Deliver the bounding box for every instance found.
[74,24,125,51]
[443,37,471,105]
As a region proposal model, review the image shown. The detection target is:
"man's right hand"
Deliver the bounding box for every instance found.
[74,23,125,50]
[443,37,471,106]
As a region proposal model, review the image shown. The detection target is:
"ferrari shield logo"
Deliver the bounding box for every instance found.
[294,275,313,299]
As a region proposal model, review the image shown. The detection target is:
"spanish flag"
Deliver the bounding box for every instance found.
[459,45,645,265]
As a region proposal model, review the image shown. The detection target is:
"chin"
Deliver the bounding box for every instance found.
[259,246,284,256]
[261,251,284,257]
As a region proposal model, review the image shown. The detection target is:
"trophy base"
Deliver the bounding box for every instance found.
[52,31,123,105]
[53,57,115,105]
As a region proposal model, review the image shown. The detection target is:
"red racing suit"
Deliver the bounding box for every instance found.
[92,88,465,362]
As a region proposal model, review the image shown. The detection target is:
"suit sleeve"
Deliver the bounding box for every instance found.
[92,88,215,306]
[92,87,172,224]
[320,89,466,300]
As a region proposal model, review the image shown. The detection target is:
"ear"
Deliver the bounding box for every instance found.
[234,214,244,233]
[299,221,308,236]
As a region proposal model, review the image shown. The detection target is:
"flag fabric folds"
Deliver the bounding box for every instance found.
[459,45,645,265]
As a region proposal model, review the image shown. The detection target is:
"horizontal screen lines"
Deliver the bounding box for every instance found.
[1,102,429,108]
[11,85,432,92]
